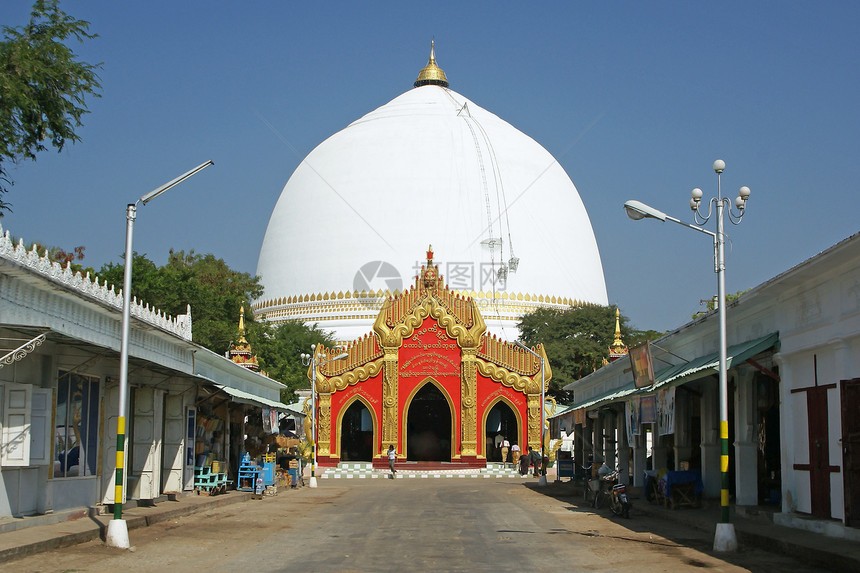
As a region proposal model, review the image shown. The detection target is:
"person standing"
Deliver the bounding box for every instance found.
[500,437,510,468]
[511,442,521,468]
[527,446,540,477]
[387,444,397,477]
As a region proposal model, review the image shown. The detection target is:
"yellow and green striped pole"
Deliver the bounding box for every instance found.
[115,203,136,523]
[114,416,126,520]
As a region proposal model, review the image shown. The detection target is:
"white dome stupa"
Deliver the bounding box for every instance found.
[254,43,608,342]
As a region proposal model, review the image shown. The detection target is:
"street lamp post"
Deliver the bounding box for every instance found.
[624,159,750,553]
[301,345,348,488]
[515,341,547,487]
[105,160,214,549]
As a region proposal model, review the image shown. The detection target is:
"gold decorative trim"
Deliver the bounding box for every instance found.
[316,357,384,394]
[460,350,478,456]
[475,357,549,395]
[318,392,333,456]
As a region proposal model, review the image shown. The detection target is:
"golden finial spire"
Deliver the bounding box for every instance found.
[414,40,449,88]
[609,308,628,361]
[237,305,248,345]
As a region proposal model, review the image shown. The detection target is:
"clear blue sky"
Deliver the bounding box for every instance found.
[2,1,858,333]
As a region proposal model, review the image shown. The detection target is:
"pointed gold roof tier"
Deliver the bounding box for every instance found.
[609,308,629,362]
[229,306,260,372]
[414,40,449,88]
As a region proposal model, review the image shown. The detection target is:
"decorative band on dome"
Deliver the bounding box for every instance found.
[414,40,448,88]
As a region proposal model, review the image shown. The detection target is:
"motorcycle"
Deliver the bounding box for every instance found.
[604,471,632,518]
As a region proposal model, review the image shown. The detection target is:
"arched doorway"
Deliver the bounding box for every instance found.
[406,383,451,461]
[340,400,373,462]
[485,401,518,462]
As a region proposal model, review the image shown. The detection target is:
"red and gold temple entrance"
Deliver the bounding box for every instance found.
[310,248,551,469]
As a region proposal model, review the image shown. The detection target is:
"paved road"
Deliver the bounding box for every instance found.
[10,479,822,572]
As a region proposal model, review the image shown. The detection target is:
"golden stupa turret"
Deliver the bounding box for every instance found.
[414,40,449,88]
[229,305,260,372]
[608,308,629,362]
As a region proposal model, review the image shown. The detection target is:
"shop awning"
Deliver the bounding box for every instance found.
[566,332,778,413]
[213,384,286,411]
[570,381,638,411]
[651,332,779,390]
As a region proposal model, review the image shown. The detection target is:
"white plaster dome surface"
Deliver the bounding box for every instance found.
[255,83,608,340]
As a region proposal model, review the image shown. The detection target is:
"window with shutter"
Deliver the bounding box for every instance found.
[1,382,32,466]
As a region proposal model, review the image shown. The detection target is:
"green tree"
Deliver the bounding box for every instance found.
[518,304,657,401]
[96,250,263,354]
[0,0,102,211]
[246,320,335,401]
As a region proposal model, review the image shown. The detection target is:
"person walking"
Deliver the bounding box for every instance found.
[511,442,521,468]
[387,444,397,477]
[500,437,510,468]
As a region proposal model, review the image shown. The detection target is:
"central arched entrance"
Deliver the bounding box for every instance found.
[485,401,518,462]
[340,400,374,461]
[406,383,451,461]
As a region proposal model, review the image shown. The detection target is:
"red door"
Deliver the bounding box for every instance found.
[807,386,831,518]
[841,379,860,527]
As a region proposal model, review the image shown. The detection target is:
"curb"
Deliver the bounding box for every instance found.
[0,492,253,563]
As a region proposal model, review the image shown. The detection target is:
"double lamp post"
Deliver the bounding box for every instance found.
[301,345,348,488]
[624,159,750,552]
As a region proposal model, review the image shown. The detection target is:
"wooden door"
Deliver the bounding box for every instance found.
[841,379,860,527]
[808,386,831,518]
[161,394,185,494]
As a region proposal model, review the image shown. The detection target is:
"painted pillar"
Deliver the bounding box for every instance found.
[460,349,478,457]
[603,411,616,470]
[701,379,721,498]
[652,424,668,471]
[674,389,692,470]
[734,366,758,506]
[633,428,647,487]
[617,406,630,485]
[381,348,399,453]
[592,412,603,467]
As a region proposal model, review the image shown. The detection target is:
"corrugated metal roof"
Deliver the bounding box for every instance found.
[566,332,778,411]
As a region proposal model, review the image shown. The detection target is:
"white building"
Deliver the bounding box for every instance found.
[0,223,284,519]
[559,232,860,539]
[254,44,608,342]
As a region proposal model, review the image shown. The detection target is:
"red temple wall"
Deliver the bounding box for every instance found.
[322,317,533,464]
[397,317,463,456]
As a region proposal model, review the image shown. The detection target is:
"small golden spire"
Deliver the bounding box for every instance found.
[613,308,623,347]
[414,40,449,88]
[237,305,248,345]
[609,308,628,361]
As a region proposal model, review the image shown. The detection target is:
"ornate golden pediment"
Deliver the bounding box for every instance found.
[316,358,384,395]
[374,293,486,350]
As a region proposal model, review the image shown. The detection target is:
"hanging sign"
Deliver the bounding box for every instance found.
[657,387,675,436]
[640,395,657,424]
[625,396,641,444]
[629,341,656,388]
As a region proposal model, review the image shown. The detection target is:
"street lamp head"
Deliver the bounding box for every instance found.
[139,160,214,205]
[624,200,667,222]
[738,186,751,200]
[690,188,703,211]
[713,159,725,174]
[734,196,746,210]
